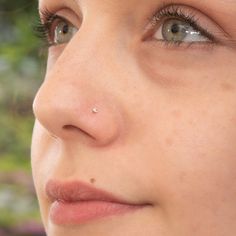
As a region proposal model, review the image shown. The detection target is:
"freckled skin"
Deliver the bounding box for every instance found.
[171,110,182,119]
[220,83,234,92]
[165,137,174,147]
[32,1,236,236]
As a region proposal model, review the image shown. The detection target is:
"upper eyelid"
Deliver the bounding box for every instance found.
[39,7,81,27]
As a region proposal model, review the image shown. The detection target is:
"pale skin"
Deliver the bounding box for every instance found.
[31,0,236,235]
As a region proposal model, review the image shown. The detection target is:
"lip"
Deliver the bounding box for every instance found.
[46,180,149,225]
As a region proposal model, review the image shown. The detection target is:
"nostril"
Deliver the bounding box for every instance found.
[63,125,77,130]
[63,124,94,139]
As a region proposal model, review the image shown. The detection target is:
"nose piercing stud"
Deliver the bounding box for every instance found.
[92,108,98,114]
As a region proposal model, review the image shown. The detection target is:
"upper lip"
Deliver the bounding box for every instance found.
[46,180,136,205]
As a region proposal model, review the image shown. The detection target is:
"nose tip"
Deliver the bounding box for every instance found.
[33,83,123,147]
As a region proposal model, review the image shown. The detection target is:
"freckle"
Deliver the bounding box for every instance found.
[165,137,174,147]
[221,83,234,91]
[172,110,182,118]
[188,119,194,125]
[179,172,187,183]
[230,117,236,124]
[90,178,96,184]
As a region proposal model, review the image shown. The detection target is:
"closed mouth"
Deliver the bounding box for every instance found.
[46,179,151,225]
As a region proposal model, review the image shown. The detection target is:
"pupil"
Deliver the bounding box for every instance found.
[171,24,180,34]
[62,24,69,34]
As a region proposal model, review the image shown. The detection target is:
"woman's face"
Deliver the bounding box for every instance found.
[32,0,236,235]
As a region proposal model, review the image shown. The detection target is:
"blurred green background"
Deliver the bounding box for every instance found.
[0,0,46,235]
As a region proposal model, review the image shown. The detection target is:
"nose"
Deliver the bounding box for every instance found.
[33,39,123,147]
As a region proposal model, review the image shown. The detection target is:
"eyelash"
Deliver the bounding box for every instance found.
[34,5,216,47]
[34,9,63,47]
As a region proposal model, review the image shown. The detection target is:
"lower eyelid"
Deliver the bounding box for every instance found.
[151,39,216,51]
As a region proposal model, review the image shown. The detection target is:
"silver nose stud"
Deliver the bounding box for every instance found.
[92,108,99,114]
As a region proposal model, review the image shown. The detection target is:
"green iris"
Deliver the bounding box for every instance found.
[54,20,77,45]
[162,19,198,42]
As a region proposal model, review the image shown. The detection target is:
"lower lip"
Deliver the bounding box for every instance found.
[50,200,143,225]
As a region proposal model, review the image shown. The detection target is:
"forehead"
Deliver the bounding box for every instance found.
[38,0,236,15]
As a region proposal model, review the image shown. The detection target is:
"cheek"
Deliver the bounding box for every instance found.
[136,43,236,186]
[165,98,236,179]
[139,94,236,232]
[152,94,236,210]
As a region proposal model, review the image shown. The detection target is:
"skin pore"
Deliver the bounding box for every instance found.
[32,0,236,235]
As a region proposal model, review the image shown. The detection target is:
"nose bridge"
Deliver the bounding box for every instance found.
[57,15,119,85]
[33,24,124,146]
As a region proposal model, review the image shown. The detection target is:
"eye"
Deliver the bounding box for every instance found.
[51,18,78,45]
[154,18,209,43]
[146,5,216,46]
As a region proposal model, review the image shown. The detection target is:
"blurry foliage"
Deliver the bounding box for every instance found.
[0,0,44,170]
[0,0,46,235]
